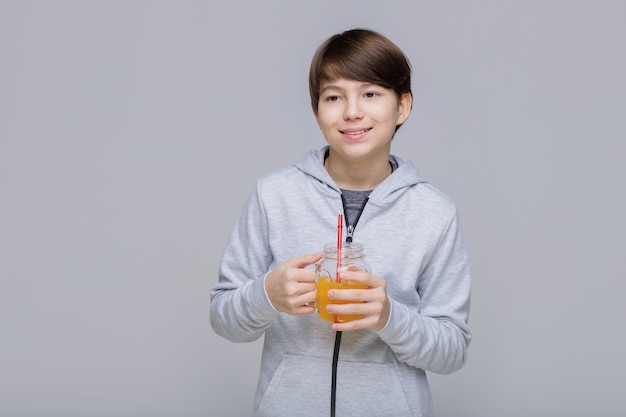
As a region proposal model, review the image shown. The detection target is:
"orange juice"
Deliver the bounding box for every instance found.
[316,275,368,323]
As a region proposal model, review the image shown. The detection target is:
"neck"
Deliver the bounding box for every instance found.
[324,150,392,191]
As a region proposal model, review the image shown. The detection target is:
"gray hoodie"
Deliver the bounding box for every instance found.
[210,147,471,417]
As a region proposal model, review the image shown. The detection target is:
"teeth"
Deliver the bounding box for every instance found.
[344,129,368,135]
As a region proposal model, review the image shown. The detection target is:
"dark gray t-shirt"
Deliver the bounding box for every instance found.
[341,189,371,227]
[341,159,397,227]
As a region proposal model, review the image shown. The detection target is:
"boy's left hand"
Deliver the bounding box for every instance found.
[325,270,391,331]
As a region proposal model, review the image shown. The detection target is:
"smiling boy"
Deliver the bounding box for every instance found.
[210,29,471,417]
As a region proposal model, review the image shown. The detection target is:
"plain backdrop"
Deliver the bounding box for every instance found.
[1,1,625,416]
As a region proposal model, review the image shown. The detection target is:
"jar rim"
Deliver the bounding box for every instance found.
[322,241,365,258]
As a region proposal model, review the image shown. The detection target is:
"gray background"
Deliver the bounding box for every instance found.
[1,1,625,416]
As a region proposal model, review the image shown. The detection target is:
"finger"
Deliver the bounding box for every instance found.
[291,305,316,316]
[294,282,316,295]
[331,317,373,331]
[326,301,367,316]
[328,288,370,301]
[338,270,371,283]
[284,267,317,284]
[327,305,383,330]
[290,292,317,315]
[327,301,381,316]
[340,270,384,287]
[283,252,323,269]
[297,288,317,306]
[277,300,310,316]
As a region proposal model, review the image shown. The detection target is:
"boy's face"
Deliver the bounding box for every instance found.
[315,78,411,163]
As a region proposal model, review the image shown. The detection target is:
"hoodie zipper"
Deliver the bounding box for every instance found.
[340,194,369,243]
[330,193,370,417]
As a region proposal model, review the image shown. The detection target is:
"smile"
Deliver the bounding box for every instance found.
[340,128,372,135]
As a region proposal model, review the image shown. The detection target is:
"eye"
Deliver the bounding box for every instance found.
[326,95,340,102]
[364,91,379,98]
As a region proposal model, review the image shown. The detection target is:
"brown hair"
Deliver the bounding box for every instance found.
[309,28,412,115]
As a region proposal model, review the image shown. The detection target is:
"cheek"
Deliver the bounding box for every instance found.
[316,110,336,129]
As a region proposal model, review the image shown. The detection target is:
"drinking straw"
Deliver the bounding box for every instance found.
[336,214,343,284]
[335,214,343,325]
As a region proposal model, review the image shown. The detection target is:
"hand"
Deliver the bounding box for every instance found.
[325,270,391,331]
[265,252,323,315]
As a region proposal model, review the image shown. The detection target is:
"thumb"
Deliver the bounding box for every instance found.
[284,252,323,269]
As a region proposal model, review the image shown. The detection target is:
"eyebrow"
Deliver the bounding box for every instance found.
[319,82,377,94]
[319,84,341,94]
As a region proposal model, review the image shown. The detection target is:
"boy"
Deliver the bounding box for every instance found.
[210,29,471,417]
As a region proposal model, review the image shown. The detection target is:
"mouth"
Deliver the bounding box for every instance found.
[340,128,372,136]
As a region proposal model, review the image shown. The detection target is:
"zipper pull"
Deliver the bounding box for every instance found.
[346,225,354,242]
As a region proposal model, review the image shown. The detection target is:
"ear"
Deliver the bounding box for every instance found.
[396,92,412,126]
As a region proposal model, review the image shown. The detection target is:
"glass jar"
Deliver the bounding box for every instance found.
[315,241,371,323]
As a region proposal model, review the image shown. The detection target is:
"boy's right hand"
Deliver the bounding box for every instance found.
[264,252,323,315]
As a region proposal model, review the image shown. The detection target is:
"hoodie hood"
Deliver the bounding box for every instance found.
[293,146,428,204]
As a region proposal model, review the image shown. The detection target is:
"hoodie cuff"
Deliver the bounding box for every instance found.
[241,271,279,324]
[261,271,279,313]
[374,299,411,343]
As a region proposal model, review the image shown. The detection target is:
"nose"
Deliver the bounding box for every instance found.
[343,97,363,120]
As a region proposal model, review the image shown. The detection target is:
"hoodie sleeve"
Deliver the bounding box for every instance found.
[375,208,472,374]
[209,182,279,343]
